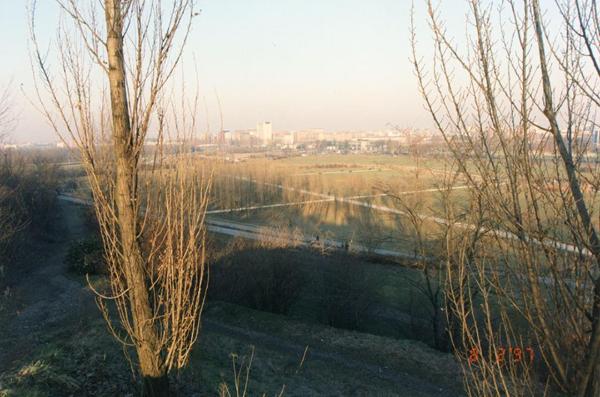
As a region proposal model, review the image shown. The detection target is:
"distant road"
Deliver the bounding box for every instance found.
[56,194,423,261]
[57,195,92,205]
[59,175,590,258]
[57,194,588,287]
[233,177,591,257]
[205,217,424,260]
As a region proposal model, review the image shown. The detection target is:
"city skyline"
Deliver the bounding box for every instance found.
[0,0,476,143]
[0,1,563,144]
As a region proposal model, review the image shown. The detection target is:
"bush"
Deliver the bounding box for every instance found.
[210,245,305,315]
[0,151,60,285]
[64,238,106,275]
[0,151,60,239]
[80,205,100,233]
[319,261,375,331]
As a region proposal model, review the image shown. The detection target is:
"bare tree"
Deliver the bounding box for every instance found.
[29,1,209,395]
[412,0,600,395]
[0,155,22,276]
[0,85,20,275]
[0,84,15,140]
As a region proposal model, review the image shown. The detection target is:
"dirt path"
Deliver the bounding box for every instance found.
[0,201,96,372]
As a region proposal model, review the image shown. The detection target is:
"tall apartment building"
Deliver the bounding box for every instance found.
[256,121,273,144]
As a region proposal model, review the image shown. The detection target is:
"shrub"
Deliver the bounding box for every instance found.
[319,261,375,331]
[64,238,106,275]
[210,245,305,315]
[80,205,100,233]
[0,151,60,239]
[0,151,60,286]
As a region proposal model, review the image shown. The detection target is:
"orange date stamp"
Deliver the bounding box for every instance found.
[468,346,535,365]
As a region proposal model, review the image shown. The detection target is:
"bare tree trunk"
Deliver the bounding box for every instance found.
[530,2,600,395]
[104,1,168,394]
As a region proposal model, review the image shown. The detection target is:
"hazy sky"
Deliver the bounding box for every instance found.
[0,1,474,143]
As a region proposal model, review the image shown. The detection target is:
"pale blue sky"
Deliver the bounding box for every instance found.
[0,1,514,143]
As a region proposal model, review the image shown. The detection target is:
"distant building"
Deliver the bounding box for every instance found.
[280,133,294,146]
[256,121,273,144]
[294,129,324,143]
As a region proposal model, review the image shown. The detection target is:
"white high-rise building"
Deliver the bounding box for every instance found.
[256,121,273,144]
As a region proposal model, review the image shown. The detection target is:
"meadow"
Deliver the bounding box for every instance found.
[204,153,467,255]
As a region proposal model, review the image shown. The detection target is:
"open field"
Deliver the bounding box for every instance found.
[202,154,468,254]
[62,153,466,254]
[200,154,600,254]
[62,152,600,254]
